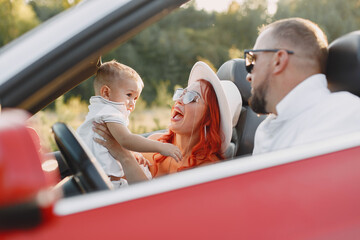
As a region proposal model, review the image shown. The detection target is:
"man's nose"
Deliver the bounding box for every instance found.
[246,73,252,82]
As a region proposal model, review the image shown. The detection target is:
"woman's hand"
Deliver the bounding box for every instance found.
[132,151,152,167]
[93,122,149,184]
[92,121,151,183]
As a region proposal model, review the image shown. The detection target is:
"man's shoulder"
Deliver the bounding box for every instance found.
[325,91,360,110]
[306,91,358,120]
[331,91,360,101]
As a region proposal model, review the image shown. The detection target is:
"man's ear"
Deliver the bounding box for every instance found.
[100,85,111,100]
[273,50,290,74]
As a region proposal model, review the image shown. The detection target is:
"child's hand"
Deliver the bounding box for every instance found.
[160,143,182,162]
[132,151,151,167]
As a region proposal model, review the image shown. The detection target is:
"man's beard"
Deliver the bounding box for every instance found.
[249,79,269,115]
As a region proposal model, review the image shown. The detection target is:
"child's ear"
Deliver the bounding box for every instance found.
[100,85,110,100]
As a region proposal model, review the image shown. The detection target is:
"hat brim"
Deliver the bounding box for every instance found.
[188,61,232,154]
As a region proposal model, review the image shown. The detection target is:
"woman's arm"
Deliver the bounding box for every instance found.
[92,122,150,183]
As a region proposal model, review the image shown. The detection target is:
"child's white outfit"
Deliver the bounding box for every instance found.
[77,96,152,188]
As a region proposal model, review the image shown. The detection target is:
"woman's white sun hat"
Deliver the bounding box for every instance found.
[188,61,242,155]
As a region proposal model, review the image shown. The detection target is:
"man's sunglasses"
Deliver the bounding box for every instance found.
[173,88,201,104]
[244,49,294,73]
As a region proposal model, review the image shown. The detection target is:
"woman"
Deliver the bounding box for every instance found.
[93,61,242,182]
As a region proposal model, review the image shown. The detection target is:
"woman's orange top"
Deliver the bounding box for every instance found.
[143,152,220,177]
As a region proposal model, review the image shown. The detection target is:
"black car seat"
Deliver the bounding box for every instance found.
[217,59,266,157]
[326,31,360,97]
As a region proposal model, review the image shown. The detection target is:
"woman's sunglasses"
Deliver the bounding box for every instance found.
[244,49,294,73]
[173,88,201,104]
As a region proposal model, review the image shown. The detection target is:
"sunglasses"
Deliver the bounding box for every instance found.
[244,49,294,73]
[173,88,201,104]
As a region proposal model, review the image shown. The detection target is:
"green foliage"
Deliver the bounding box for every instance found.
[128,106,171,134]
[65,76,95,103]
[0,0,39,46]
[151,80,174,108]
[134,97,147,112]
[30,96,89,151]
[28,0,82,21]
[274,0,360,42]
[54,95,88,124]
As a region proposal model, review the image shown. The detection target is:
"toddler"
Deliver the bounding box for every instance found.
[77,60,182,188]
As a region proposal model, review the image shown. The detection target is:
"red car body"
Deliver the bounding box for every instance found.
[2,117,360,239]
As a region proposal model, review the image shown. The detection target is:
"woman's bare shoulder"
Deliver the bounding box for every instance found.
[147,132,164,140]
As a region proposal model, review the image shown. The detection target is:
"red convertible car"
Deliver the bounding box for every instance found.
[1,0,360,239]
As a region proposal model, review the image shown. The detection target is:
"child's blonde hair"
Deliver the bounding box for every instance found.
[94,60,143,95]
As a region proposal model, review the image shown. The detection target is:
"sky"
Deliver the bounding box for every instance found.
[193,0,278,14]
[194,0,238,12]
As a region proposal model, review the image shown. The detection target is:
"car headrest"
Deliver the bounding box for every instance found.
[217,59,251,105]
[326,31,360,97]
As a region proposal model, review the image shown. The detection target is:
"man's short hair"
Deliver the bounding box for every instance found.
[94,60,143,94]
[260,18,328,73]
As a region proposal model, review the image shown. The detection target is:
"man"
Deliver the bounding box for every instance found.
[245,18,360,154]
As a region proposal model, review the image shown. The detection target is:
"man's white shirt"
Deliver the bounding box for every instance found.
[253,74,360,154]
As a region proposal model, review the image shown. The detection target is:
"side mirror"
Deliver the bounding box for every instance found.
[0,109,59,230]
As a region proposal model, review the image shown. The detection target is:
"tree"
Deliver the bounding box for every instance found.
[0,0,39,47]
[28,0,82,22]
[274,0,360,42]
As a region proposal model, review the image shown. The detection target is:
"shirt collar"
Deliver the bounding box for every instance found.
[90,96,125,106]
[275,74,330,120]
